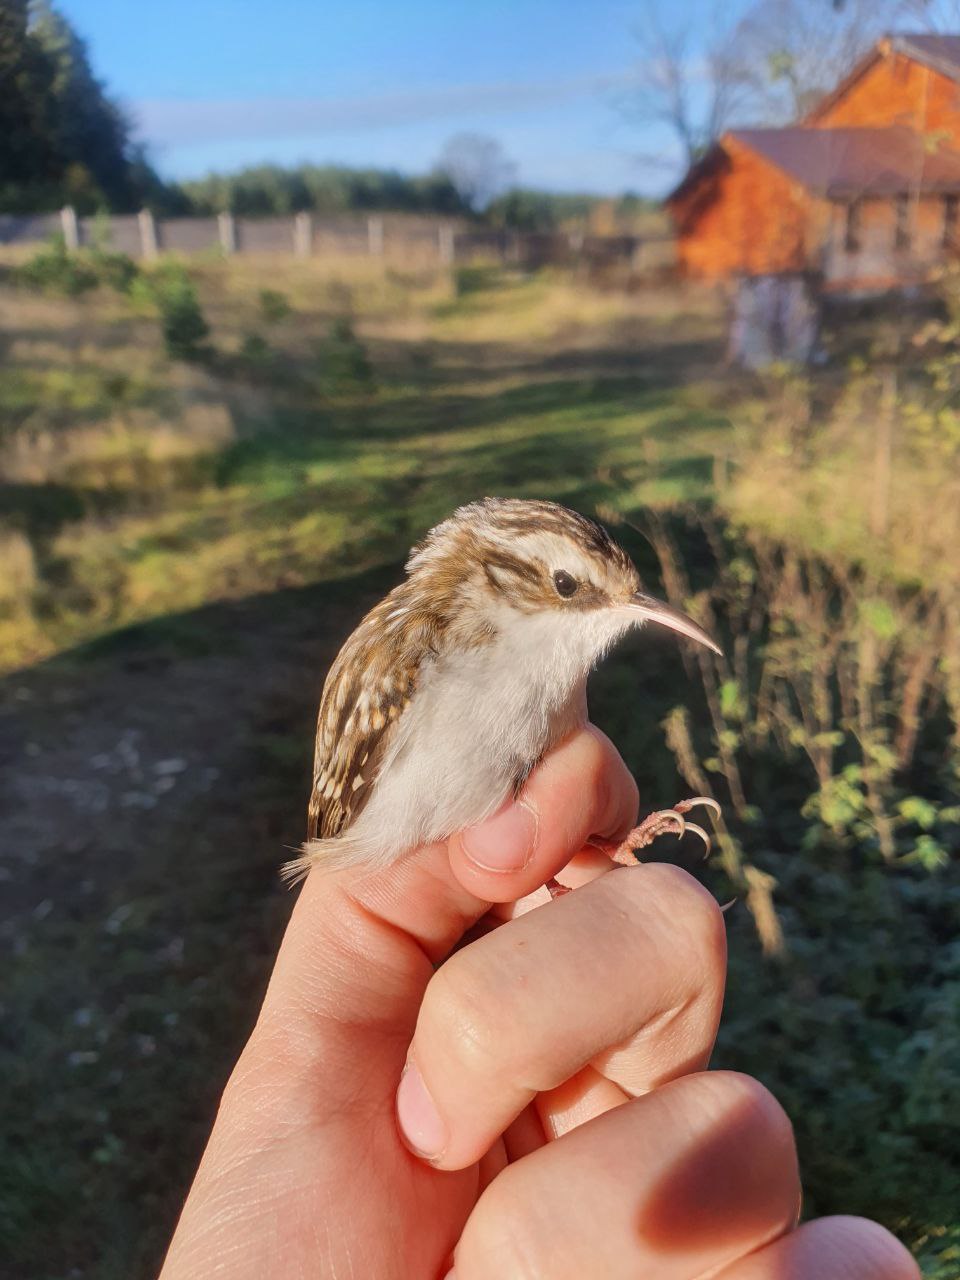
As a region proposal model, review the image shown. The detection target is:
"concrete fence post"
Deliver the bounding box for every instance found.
[368,215,384,255]
[60,205,80,251]
[218,211,237,255]
[138,209,159,260]
[294,211,312,257]
[438,224,455,266]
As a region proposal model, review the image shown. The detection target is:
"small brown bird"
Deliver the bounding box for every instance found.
[287,498,720,882]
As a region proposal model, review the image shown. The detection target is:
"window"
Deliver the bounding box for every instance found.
[844,200,862,253]
[894,194,911,252]
[944,195,959,249]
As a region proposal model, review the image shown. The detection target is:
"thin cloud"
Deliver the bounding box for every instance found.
[133,71,634,148]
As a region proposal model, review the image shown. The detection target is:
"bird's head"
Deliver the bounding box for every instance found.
[407,498,720,660]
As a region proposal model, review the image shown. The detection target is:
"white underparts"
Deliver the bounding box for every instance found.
[299,603,637,871]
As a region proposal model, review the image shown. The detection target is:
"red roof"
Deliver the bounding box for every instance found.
[728,126,960,197]
[892,33,960,81]
[805,33,960,124]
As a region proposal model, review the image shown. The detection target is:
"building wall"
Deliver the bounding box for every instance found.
[822,194,954,288]
[671,138,813,279]
[808,49,960,139]
[669,47,960,284]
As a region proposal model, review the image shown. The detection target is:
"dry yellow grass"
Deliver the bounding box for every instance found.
[0,253,729,672]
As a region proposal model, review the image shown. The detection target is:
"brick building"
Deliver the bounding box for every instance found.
[667,34,960,290]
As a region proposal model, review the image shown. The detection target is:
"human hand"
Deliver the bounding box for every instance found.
[160,726,919,1279]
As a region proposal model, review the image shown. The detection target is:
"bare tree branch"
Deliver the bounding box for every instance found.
[625,0,916,170]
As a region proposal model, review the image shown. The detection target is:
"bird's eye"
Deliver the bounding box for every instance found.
[552,570,579,598]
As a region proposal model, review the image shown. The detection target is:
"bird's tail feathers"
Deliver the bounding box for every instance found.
[280,831,386,885]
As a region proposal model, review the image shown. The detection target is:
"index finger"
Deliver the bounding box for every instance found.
[396,864,726,1169]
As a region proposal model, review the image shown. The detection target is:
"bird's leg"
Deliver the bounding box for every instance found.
[548,799,721,899]
[595,796,722,865]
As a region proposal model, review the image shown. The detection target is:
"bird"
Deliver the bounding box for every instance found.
[286,497,721,884]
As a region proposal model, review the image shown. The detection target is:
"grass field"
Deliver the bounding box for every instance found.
[1,251,958,1279]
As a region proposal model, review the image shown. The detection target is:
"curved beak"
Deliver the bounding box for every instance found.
[630,592,722,656]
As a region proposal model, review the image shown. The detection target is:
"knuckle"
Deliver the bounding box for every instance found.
[463,1168,549,1278]
[581,725,632,806]
[666,1071,799,1237]
[420,953,503,1075]
[697,1069,797,1164]
[579,723,614,780]
[637,862,726,970]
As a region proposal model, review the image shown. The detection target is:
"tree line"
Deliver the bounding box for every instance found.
[1,2,648,231]
[172,164,649,232]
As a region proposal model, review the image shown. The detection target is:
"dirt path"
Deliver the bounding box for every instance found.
[0,572,390,1280]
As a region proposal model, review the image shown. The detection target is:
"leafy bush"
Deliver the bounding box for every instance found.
[237,332,280,381]
[16,237,140,297]
[88,247,139,293]
[258,289,291,324]
[150,265,210,362]
[454,264,501,296]
[628,510,960,1274]
[16,237,98,295]
[314,317,374,396]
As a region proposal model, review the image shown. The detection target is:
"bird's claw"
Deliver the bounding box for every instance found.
[672,795,722,820]
[609,796,720,864]
[685,822,711,859]
[546,876,572,899]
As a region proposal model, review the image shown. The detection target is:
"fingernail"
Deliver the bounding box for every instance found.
[461,799,538,872]
[396,1060,447,1160]
[443,1270,458,1279]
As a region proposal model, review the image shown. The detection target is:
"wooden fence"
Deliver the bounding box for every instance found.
[0,207,676,274]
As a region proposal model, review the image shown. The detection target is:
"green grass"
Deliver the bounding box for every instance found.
[0,256,957,1279]
[0,261,727,672]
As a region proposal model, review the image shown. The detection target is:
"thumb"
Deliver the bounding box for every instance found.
[257,727,638,1040]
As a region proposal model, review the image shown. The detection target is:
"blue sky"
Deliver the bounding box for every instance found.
[57,0,695,195]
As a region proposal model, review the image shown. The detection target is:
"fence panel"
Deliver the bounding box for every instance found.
[79,214,141,255]
[0,208,677,275]
[236,216,296,253]
[311,217,368,256]
[0,213,61,245]
[158,218,221,254]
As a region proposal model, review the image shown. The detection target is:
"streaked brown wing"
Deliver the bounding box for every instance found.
[307,610,420,841]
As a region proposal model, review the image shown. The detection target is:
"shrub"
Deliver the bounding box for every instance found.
[238,332,278,378]
[150,265,210,362]
[258,289,291,324]
[89,247,139,293]
[454,264,500,296]
[619,509,960,1272]
[16,236,141,297]
[16,237,98,296]
[315,317,374,396]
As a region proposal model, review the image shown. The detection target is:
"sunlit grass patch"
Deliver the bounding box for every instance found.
[0,257,726,674]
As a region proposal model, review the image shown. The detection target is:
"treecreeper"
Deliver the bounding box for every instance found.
[287,497,721,884]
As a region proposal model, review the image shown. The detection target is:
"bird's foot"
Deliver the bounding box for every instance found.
[600,796,722,865]
[545,877,572,900]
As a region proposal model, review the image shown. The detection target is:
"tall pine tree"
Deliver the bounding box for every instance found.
[0,0,61,201]
[29,0,136,208]
[0,1,170,211]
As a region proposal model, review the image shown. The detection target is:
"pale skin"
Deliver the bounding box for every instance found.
[161,727,920,1280]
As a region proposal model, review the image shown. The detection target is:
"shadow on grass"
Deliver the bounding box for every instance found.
[213,377,707,484]
[0,564,397,1280]
[4,505,958,1280]
[0,515,724,1280]
[0,481,88,540]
